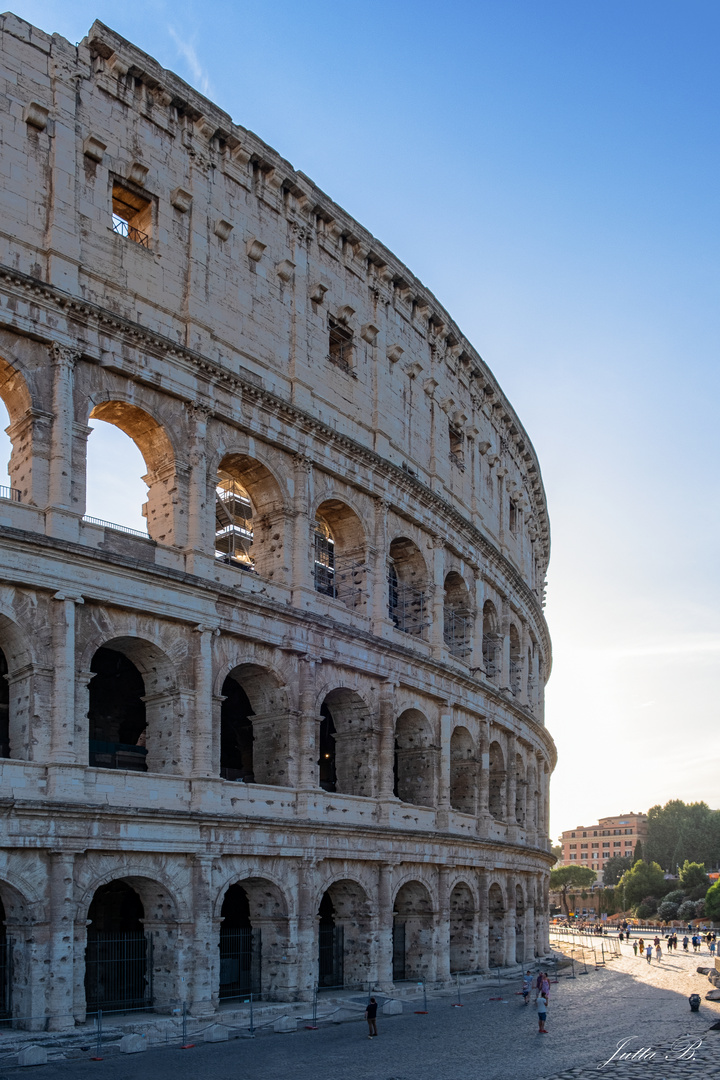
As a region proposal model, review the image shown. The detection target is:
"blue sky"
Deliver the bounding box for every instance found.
[4,0,719,838]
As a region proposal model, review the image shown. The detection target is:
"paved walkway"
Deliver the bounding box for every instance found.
[0,940,718,1079]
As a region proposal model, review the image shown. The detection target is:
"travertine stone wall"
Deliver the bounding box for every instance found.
[0,12,555,1025]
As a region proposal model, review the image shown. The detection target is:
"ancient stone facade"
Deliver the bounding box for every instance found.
[0,13,554,1026]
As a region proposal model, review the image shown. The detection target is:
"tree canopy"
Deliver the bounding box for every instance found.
[617,860,666,908]
[602,855,632,886]
[645,800,720,873]
[678,860,710,896]
[549,866,596,914]
[705,881,720,921]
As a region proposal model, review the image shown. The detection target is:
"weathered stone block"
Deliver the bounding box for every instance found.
[18,1045,48,1066]
[382,999,403,1015]
[273,1015,297,1033]
[119,1033,147,1053]
[203,1024,229,1042]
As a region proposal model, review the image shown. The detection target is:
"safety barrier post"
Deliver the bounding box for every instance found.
[305,984,319,1029]
[90,1010,103,1060]
[451,972,463,1007]
[180,1001,195,1049]
[249,993,255,1037]
[414,980,428,1014]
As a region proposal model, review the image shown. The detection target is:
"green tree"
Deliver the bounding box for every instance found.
[633,840,643,862]
[550,844,563,866]
[549,866,596,915]
[678,861,710,898]
[617,860,666,908]
[705,881,720,921]
[646,801,719,872]
[603,855,632,886]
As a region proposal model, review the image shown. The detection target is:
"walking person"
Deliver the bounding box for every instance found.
[655,942,662,962]
[536,990,548,1034]
[365,997,378,1038]
[710,938,716,958]
[646,943,653,963]
[638,937,644,955]
[683,936,689,951]
[522,970,533,1005]
[632,940,638,956]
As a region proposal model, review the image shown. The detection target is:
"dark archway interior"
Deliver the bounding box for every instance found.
[221,676,254,781]
[318,703,337,792]
[0,648,8,758]
[88,647,147,771]
[318,891,342,988]
[86,881,149,1013]
[219,883,259,999]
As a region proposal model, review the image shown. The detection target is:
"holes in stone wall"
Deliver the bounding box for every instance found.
[443,572,472,660]
[88,646,148,772]
[394,710,436,807]
[388,538,427,637]
[449,726,475,814]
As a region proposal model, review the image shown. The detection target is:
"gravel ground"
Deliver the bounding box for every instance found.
[0,939,717,1080]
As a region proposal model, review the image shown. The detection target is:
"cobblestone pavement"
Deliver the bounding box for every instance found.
[0,940,718,1080]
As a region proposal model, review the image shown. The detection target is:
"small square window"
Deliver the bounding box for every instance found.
[328,316,353,371]
[112,181,152,247]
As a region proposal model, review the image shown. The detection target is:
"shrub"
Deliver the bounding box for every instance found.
[664,890,685,906]
[694,899,705,918]
[636,903,653,920]
[677,900,696,921]
[657,901,679,922]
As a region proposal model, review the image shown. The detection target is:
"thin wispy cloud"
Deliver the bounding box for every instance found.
[167,27,211,97]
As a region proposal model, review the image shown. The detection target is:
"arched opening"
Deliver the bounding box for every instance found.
[509,624,522,696]
[527,762,538,831]
[319,689,374,797]
[0,356,33,503]
[218,877,288,1001]
[394,710,436,807]
[314,500,366,610]
[87,402,176,543]
[449,883,475,973]
[449,727,476,814]
[215,453,285,578]
[220,665,289,786]
[488,740,505,820]
[88,647,148,772]
[220,678,254,782]
[488,883,505,969]
[0,648,8,759]
[515,884,525,964]
[514,752,526,825]
[388,537,427,637]
[318,704,337,792]
[443,572,472,659]
[85,881,151,1014]
[318,880,371,990]
[393,881,433,982]
[219,884,259,999]
[0,895,8,1023]
[87,637,179,774]
[482,601,501,680]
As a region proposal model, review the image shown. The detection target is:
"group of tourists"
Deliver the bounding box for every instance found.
[522,969,551,1033]
[630,930,717,959]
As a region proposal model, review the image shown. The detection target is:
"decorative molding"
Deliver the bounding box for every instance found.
[82,135,107,162]
[170,187,193,213]
[360,323,379,344]
[276,259,296,283]
[214,219,233,242]
[386,344,404,364]
[23,102,49,130]
[309,283,328,304]
[245,237,266,261]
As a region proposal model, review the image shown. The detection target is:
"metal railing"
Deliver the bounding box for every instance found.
[444,609,472,659]
[82,515,149,539]
[112,216,150,247]
[0,485,20,503]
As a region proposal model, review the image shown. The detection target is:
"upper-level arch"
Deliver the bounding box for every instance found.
[215,451,287,579]
[313,497,367,612]
[388,536,428,638]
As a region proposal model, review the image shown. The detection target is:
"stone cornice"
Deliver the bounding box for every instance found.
[0,264,552,673]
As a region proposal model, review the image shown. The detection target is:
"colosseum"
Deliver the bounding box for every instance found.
[0,13,554,1027]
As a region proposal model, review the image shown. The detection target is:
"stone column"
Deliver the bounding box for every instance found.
[297,655,321,790]
[192,625,217,777]
[370,497,392,634]
[435,865,451,983]
[47,851,76,1029]
[428,536,445,653]
[50,592,83,766]
[184,403,214,574]
[519,623,530,707]
[291,454,315,600]
[477,869,489,970]
[377,680,397,801]
[188,855,217,1015]
[470,569,485,672]
[504,876,517,968]
[46,344,81,541]
[296,859,318,1000]
[506,733,517,824]
[499,598,511,691]
[377,863,394,990]
[476,718,490,833]
[435,708,452,829]
[524,895,536,963]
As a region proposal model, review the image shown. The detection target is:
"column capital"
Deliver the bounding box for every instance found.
[49,342,80,369]
[52,592,84,605]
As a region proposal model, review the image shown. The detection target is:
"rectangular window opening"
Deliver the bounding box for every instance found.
[328,316,354,371]
[112,181,153,248]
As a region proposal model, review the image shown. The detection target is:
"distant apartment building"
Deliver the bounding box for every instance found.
[560,812,648,876]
